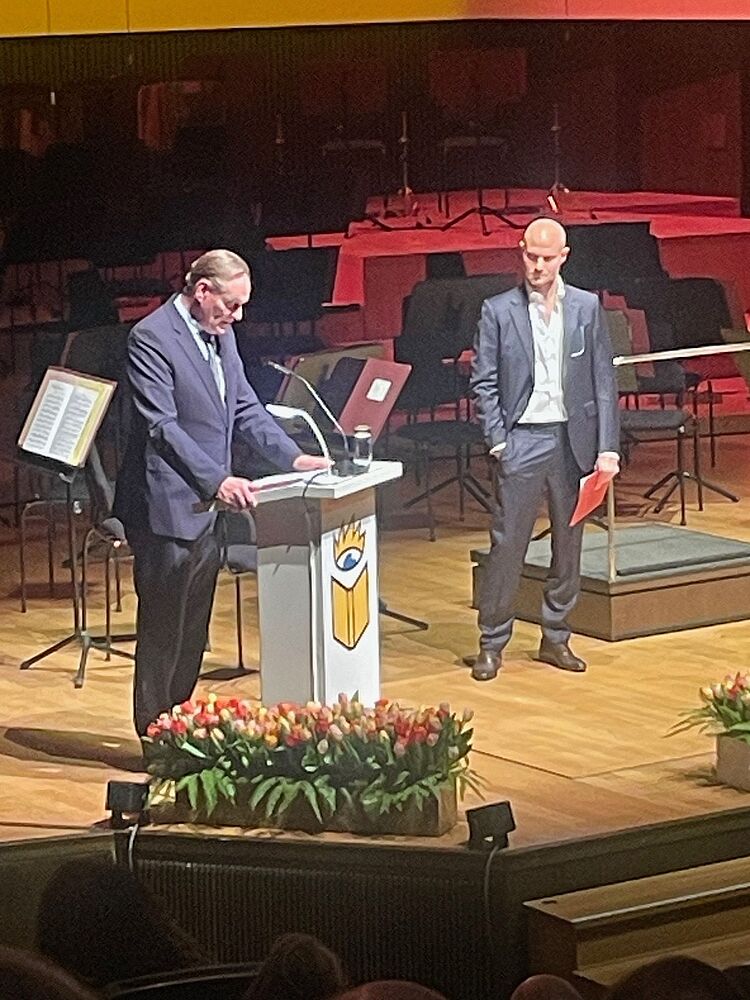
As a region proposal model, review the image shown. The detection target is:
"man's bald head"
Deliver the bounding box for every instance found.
[519,217,570,296]
[521,217,567,252]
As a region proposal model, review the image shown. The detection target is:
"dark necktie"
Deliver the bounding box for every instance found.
[200,331,226,405]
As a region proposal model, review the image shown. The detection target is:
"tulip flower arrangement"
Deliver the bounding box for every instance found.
[144,693,479,829]
[672,673,750,744]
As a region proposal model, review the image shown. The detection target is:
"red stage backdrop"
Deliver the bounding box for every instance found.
[3,0,750,39]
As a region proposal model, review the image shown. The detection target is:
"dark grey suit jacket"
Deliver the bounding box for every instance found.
[114,295,302,541]
[470,283,620,473]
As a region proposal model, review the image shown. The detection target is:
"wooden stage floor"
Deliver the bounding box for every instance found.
[2,428,750,852]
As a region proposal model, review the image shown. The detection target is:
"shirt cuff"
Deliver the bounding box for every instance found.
[489,443,507,455]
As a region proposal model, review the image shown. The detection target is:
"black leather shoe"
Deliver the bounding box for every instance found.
[537,638,587,673]
[471,649,501,681]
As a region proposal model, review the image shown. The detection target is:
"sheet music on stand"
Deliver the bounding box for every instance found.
[17,366,116,474]
[15,366,123,682]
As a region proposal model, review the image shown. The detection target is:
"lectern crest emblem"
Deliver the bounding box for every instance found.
[331,521,370,650]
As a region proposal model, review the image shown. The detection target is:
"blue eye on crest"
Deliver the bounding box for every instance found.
[335,547,362,571]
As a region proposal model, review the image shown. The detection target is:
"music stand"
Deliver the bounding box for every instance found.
[545,103,570,213]
[263,57,386,241]
[364,110,424,233]
[430,48,528,234]
[16,367,135,678]
[236,247,340,366]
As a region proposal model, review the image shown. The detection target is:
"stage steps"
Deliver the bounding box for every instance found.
[470,524,750,640]
[525,856,750,996]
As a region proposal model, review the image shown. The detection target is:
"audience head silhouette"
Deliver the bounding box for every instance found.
[244,933,346,1000]
[607,956,744,1000]
[0,945,102,1000]
[36,858,203,986]
[510,974,583,1000]
[335,982,448,1000]
[724,965,750,998]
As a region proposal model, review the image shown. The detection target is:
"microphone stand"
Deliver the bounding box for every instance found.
[265,361,364,477]
[267,363,429,630]
[545,103,570,214]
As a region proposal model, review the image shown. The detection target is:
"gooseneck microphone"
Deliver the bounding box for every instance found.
[265,360,363,477]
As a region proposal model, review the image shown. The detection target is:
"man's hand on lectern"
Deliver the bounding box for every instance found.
[293,454,333,472]
[216,476,259,510]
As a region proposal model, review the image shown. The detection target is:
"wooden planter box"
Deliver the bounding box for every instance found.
[716,734,750,792]
[148,781,458,837]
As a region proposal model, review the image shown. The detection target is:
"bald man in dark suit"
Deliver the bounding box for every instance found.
[470,219,620,680]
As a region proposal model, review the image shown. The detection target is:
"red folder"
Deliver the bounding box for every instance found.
[569,470,610,527]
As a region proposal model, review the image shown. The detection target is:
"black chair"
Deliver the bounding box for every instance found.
[76,443,135,689]
[393,273,517,420]
[609,310,738,521]
[618,407,700,527]
[667,277,735,468]
[217,512,258,676]
[16,459,90,614]
[394,419,490,541]
[105,962,260,1000]
[389,275,518,537]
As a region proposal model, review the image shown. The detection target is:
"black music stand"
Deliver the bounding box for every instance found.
[16,369,135,681]
[236,247,340,369]
[430,48,528,234]
[263,57,386,241]
[563,223,739,508]
[545,103,570,212]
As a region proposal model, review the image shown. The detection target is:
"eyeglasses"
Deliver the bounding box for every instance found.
[206,283,249,315]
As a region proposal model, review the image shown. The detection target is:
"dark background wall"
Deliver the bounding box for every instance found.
[2,19,750,235]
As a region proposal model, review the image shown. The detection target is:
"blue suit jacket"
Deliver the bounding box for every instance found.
[114,295,302,540]
[470,283,620,473]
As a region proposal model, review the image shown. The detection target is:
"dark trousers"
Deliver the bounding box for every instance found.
[130,523,222,735]
[478,424,584,654]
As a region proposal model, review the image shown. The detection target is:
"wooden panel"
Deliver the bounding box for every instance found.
[6,0,750,36]
[0,0,48,38]
[463,0,566,15]
[48,0,129,34]
[569,0,750,15]
[526,858,750,992]
[127,0,462,32]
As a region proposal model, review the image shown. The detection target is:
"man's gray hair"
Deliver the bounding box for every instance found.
[183,249,250,295]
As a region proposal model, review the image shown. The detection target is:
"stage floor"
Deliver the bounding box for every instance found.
[1,430,750,850]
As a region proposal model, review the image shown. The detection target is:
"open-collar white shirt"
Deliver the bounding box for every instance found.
[519,275,567,424]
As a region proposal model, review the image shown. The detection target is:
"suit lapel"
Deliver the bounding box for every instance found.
[562,289,580,386]
[168,298,228,426]
[223,332,238,418]
[508,290,534,371]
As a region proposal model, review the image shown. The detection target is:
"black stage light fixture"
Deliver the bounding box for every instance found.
[466,801,516,851]
[106,780,150,829]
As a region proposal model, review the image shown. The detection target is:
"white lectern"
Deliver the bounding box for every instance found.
[253,460,402,706]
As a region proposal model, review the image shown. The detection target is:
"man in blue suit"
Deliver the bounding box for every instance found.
[114,249,330,734]
[470,219,620,680]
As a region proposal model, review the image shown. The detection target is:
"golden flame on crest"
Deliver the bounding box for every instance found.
[334,521,366,561]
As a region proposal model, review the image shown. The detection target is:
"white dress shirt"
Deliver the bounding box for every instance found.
[174,294,227,406]
[519,276,567,424]
[488,277,618,464]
